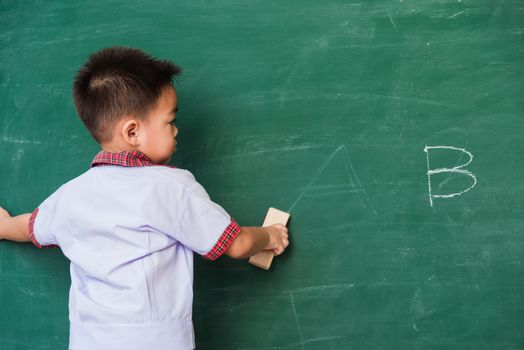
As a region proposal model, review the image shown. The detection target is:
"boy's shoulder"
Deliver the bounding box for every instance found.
[145,165,199,188]
[60,165,200,194]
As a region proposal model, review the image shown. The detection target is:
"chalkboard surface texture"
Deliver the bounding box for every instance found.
[1,1,523,349]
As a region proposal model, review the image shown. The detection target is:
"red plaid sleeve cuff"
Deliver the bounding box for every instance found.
[28,208,57,249]
[203,219,241,261]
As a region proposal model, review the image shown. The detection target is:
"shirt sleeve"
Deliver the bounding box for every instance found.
[175,179,240,260]
[28,187,63,248]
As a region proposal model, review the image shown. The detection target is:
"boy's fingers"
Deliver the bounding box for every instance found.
[275,224,287,231]
[273,240,290,256]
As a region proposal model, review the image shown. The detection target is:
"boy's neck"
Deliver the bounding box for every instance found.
[100,138,138,154]
[101,145,136,153]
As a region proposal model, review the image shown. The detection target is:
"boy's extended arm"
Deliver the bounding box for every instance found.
[0,207,31,243]
[225,224,289,260]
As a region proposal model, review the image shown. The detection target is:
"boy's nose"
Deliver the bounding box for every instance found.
[173,127,179,138]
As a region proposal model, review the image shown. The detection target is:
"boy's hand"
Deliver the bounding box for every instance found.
[264,224,290,256]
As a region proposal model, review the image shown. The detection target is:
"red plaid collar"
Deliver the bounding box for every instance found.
[91,150,154,168]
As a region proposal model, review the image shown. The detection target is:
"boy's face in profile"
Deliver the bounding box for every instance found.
[139,86,179,164]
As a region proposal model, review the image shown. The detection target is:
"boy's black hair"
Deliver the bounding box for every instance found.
[73,46,182,144]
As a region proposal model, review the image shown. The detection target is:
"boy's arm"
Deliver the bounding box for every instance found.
[225,224,289,259]
[0,207,31,243]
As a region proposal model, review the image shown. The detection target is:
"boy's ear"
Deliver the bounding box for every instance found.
[121,118,141,146]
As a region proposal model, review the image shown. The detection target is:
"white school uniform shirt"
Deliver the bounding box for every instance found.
[28,150,240,350]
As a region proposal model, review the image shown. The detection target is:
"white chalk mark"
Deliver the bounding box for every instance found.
[266,336,345,350]
[17,287,51,297]
[288,145,344,212]
[444,209,455,223]
[387,11,399,32]
[287,145,378,215]
[290,292,306,350]
[341,145,378,215]
[424,145,477,207]
[285,283,355,294]
[1,136,42,144]
[437,174,456,191]
[301,336,344,345]
[364,93,457,107]
[447,10,465,19]
[320,63,334,73]
[205,144,323,164]
[398,126,407,140]
[303,187,364,198]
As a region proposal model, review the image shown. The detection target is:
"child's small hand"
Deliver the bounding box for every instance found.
[264,224,290,256]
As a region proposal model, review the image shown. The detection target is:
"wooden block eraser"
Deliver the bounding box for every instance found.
[249,207,290,270]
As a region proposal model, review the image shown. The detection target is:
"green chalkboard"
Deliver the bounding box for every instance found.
[1,1,523,349]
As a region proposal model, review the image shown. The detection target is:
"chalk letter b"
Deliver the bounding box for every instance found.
[424,145,477,207]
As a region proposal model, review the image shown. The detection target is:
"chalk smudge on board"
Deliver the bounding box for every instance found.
[287,145,344,212]
[289,292,306,350]
[288,145,378,215]
[1,136,42,144]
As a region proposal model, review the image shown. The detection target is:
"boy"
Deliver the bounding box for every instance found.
[0,46,290,350]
